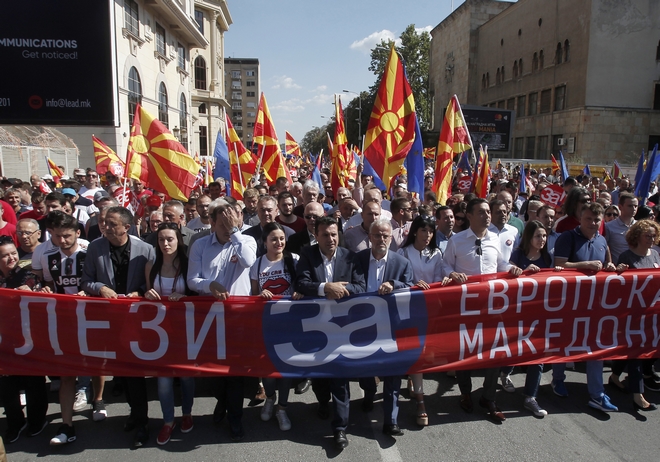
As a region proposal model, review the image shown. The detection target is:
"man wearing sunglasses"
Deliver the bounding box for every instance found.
[78,170,103,202]
[442,198,522,422]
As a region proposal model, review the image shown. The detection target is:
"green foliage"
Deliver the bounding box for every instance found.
[300,122,335,156]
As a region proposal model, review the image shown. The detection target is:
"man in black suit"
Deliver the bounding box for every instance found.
[243,195,294,257]
[357,219,414,437]
[286,201,324,254]
[295,216,365,450]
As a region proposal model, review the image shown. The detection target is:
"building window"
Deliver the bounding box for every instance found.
[194,56,207,90]
[497,100,505,108]
[247,80,256,87]
[232,92,242,100]
[525,137,536,158]
[158,82,168,128]
[246,70,256,76]
[501,66,505,82]
[519,58,523,75]
[246,91,256,97]
[246,111,256,118]
[555,42,563,65]
[514,137,524,157]
[539,50,544,69]
[653,83,660,110]
[199,126,208,157]
[124,0,139,36]
[232,102,242,109]
[540,89,552,113]
[232,111,241,118]
[532,52,538,71]
[128,66,142,126]
[513,61,518,79]
[194,10,204,35]
[496,68,501,85]
[231,70,241,79]
[538,136,548,158]
[247,122,255,128]
[507,98,515,110]
[517,95,526,117]
[179,94,188,150]
[246,102,256,108]
[564,40,570,62]
[528,92,538,115]
[231,81,242,89]
[155,23,166,56]
[198,103,206,114]
[555,85,566,111]
[177,43,185,70]
[486,72,490,87]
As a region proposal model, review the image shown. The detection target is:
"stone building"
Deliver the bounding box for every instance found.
[224,58,260,150]
[429,0,660,164]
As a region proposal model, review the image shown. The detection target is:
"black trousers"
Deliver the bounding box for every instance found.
[0,375,48,433]
[123,377,148,427]
[214,376,244,430]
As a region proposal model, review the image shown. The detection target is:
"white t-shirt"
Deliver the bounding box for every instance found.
[33,238,90,272]
[249,253,300,296]
[78,186,103,201]
[187,216,211,233]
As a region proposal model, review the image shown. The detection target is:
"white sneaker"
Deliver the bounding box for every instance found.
[261,396,275,421]
[72,390,87,412]
[276,409,291,431]
[500,374,516,393]
[524,397,548,417]
[92,400,107,422]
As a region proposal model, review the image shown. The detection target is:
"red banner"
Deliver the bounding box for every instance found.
[1,269,659,378]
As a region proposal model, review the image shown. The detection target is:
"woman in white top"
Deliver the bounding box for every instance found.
[397,215,444,426]
[145,223,194,445]
[250,222,302,431]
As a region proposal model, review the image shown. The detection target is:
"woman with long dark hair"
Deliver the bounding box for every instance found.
[397,215,444,427]
[144,223,194,445]
[250,222,302,431]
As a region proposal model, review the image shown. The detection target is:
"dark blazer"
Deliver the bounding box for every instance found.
[81,235,155,296]
[357,248,414,292]
[286,229,312,255]
[295,245,365,296]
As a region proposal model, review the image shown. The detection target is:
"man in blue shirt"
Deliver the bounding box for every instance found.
[552,202,618,412]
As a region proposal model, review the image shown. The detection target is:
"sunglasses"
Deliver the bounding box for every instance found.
[304,214,322,220]
[475,238,483,256]
[606,213,619,217]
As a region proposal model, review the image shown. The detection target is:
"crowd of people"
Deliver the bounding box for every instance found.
[1,159,659,453]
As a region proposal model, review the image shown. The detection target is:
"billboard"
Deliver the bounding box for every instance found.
[0,0,118,126]
[462,106,514,152]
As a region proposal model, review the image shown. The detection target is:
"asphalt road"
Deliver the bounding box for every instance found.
[2,364,659,462]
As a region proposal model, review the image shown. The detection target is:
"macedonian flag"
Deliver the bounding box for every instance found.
[253,93,290,184]
[226,116,257,200]
[331,94,349,192]
[125,104,199,201]
[92,135,125,177]
[363,46,416,190]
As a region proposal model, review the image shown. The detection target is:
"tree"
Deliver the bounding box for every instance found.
[300,122,335,157]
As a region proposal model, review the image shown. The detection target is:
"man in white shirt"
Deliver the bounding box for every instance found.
[186,194,212,233]
[442,198,522,422]
[605,191,637,263]
[343,200,381,252]
[345,186,392,228]
[77,170,103,202]
[488,199,519,263]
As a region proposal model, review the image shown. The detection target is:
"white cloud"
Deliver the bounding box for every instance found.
[416,25,433,34]
[305,93,334,106]
[271,75,302,90]
[271,98,305,113]
[350,29,397,53]
[315,85,327,91]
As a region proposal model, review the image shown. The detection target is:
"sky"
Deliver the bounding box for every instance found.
[224,0,467,144]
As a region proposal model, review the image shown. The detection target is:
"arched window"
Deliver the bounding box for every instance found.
[496,68,501,84]
[482,74,486,89]
[194,56,206,90]
[501,66,505,82]
[555,42,563,64]
[486,72,490,87]
[198,103,207,114]
[532,52,538,71]
[539,50,544,69]
[128,67,142,126]
[179,93,188,150]
[564,40,570,62]
[519,58,523,75]
[158,82,168,128]
[513,61,518,79]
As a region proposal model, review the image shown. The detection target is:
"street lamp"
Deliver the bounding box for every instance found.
[342,89,362,145]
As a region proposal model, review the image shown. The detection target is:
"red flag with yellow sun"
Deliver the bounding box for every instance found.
[226,116,257,199]
[125,104,199,201]
[363,46,416,190]
[92,135,125,177]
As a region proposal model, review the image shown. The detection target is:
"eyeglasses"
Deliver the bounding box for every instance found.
[64,257,73,276]
[475,238,483,256]
[304,214,322,220]
[16,230,38,237]
[86,174,98,178]
[606,213,619,217]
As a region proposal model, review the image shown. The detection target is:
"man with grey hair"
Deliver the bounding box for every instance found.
[497,190,524,235]
[293,180,320,218]
[16,218,41,262]
[356,218,414,435]
[243,195,294,257]
[187,197,257,441]
[345,186,392,229]
[290,181,303,206]
[145,200,195,248]
[343,200,381,252]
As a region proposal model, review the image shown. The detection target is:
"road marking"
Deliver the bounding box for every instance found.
[358,385,404,462]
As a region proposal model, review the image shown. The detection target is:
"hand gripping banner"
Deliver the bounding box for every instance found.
[1,269,660,378]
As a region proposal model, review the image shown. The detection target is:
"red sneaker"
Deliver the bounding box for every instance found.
[156,424,175,446]
[180,415,194,434]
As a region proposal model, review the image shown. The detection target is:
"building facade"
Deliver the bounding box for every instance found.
[59,0,232,170]
[430,0,660,164]
[224,58,260,150]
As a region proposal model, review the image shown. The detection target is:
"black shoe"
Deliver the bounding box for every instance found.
[230,423,244,442]
[333,430,349,449]
[50,424,76,445]
[317,401,330,420]
[608,376,628,393]
[213,402,226,425]
[133,425,149,447]
[123,416,136,432]
[382,424,404,436]
[5,422,27,444]
[29,420,49,437]
[644,376,660,392]
[634,400,658,412]
[361,396,374,412]
[295,379,312,395]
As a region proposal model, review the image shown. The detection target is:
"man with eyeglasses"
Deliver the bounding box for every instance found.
[78,170,103,202]
[16,218,41,262]
[605,191,637,263]
[286,202,325,254]
[442,198,522,422]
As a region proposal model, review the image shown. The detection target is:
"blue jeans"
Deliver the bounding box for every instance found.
[263,377,292,407]
[501,365,543,397]
[553,361,604,400]
[157,377,195,423]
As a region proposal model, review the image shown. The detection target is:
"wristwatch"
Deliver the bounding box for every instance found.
[230,226,239,235]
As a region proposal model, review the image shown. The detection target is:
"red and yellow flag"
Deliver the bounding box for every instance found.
[473,145,490,198]
[551,154,560,175]
[363,46,416,189]
[226,117,257,200]
[423,147,436,159]
[46,158,64,184]
[432,95,472,205]
[253,93,290,184]
[92,135,125,177]
[285,131,302,159]
[125,104,199,201]
[331,94,349,192]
